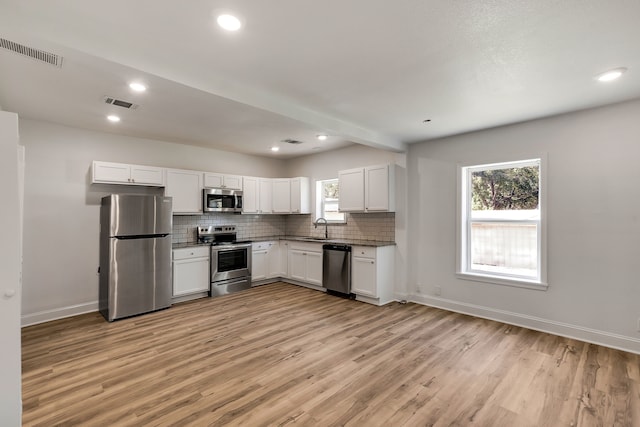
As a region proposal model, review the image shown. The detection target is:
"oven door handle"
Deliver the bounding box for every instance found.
[213,244,252,252]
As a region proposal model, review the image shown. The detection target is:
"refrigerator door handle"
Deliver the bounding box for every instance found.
[114,233,170,240]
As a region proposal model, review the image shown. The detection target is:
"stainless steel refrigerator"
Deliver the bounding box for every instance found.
[99,194,173,321]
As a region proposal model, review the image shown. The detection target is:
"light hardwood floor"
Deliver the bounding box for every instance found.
[22,282,640,426]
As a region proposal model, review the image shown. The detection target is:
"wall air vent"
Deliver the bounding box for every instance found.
[104,96,139,109]
[282,139,304,145]
[0,38,63,68]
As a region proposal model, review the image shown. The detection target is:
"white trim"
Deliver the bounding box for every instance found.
[21,301,98,327]
[457,154,547,285]
[456,272,548,290]
[410,293,640,355]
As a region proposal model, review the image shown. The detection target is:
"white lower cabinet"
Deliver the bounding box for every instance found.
[288,242,323,287]
[172,247,210,297]
[351,245,395,305]
[252,241,281,284]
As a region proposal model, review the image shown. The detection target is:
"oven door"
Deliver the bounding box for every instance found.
[211,244,252,283]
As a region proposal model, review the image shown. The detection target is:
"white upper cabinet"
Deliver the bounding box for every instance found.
[339,164,395,212]
[290,177,310,214]
[272,177,310,214]
[92,161,164,186]
[272,179,291,213]
[204,172,242,190]
[165,168,203,214]
[242,176,259,214]
[259,178,273,214]
[338,168,365,211]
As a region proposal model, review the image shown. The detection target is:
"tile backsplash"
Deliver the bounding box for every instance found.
[172,212,395,244]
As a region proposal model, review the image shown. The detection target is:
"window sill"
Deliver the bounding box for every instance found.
[456,272,548,291]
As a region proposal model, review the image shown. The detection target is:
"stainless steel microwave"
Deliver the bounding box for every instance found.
[203,188,243,213]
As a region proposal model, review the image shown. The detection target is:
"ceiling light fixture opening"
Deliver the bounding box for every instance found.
[107,115,120,123]
[596,67,627,82]
[129,82,147,92]
[271,146,280,152]
[217,14,242,31]
[316,134,328,141]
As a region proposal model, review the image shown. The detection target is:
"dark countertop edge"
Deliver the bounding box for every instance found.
[173,236,395,249]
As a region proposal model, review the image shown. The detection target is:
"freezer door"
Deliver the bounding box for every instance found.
[104,235,172,321]
[102,194,172,237]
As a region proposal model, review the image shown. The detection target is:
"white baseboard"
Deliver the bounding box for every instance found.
[22,301,98,327]
[410,294,640,355]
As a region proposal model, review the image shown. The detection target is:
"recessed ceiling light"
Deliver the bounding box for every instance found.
[217,14,242,31]
[596,67,627,82]
[271,146,280,152]
[316,134,328,141]
[107,115,120,123]
[129,82,147,92]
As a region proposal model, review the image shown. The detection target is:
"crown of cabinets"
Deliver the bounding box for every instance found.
[338,164,395,212]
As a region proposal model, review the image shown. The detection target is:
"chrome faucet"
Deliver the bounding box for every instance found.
[314,217,328,239]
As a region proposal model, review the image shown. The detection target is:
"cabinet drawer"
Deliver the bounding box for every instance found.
[352,246,376,258]
[173,246,210,260]
[252,241,274,251]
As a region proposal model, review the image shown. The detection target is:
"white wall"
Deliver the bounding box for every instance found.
[0,111,22,425]
[287,145,409,296]
[19,119,286,324]
[407,99,640,353]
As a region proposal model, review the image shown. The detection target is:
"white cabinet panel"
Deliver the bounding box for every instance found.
[338,164,394,212]
[352,256,377,297]
[287,242,323,286]
[267,242,281,278]
[305,251,323,286]
[290,177,310,214]
[252,250,268,281]
[173,248,210,296]
[289,249,307,281]
[165,169,203,214]
[92,161,164,186]
[242,176,259,214]
[338,168,365,211]
[259,178,273,214]
[204,173,243,190]
[272,179,291,213]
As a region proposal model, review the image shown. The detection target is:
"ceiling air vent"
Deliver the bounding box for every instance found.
[104,96,139,109]
[282,139,304,145]
[0,38,63,68]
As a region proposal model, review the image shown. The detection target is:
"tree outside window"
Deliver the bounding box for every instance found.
[316,179,345,222]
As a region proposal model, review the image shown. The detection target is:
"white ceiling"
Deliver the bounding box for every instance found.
[1,1,639,159]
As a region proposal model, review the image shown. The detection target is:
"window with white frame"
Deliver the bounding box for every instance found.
[458,158,546,287]
[316,179,345,223]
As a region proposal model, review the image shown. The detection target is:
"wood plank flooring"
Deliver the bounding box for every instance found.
[22,282,640,426]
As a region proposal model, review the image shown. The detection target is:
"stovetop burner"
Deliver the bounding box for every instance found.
[197,225,251,246]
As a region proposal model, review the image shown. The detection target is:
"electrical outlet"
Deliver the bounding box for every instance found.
[434,286,441,296]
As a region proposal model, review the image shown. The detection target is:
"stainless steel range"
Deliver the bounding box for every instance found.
[198,225,252,297]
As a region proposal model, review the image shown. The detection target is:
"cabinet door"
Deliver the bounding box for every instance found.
[259,178,273,214]
[338,168,365,211]
[173,257,210,296]
[290,177,310,214]
[289,249,306,281]
[130,165,165,186]
[272,179,291,213]
[267,242,280,278]
[252,250,268,281]
[352,256,377,297]
[165,169,203,214]
[223,175,243,190]
[280,241,289,277]
[305,251,323,286]
[365,165,389,211]
[242,177,259,213]
[92,161,130,183]
[203,173,224,188]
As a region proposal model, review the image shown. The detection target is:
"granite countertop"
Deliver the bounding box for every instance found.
[251,236,396,247]
[173,236,395,249]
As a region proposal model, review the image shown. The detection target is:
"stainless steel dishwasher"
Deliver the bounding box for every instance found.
[322,244,352,296]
